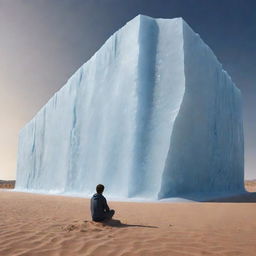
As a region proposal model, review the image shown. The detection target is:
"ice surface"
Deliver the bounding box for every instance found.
[15,15,244,200]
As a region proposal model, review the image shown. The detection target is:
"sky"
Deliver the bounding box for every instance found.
[0,0,255,180]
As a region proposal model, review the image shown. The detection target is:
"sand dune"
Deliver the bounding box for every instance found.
[245,180,256,192]
[0,180,15,189]
[1,179,255,192]
[0,191,256,256]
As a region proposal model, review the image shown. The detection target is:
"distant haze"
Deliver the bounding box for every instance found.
[0,0,255,180]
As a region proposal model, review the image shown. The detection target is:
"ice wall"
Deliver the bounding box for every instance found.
[16,15,244,200]
[158,22,244,199]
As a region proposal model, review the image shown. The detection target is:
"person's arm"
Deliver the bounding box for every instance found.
[90,198,94,215]
[103,197,110,212]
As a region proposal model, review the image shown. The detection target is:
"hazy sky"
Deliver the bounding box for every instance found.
[0,0,255,180]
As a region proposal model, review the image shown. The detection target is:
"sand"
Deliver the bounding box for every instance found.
[0,191,256,256]
[0,180,15,189]
[245,180,256,193]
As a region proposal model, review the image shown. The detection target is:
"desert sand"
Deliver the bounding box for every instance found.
[245,180,256,193]
[0,180,15,189]
[0,190,256,256]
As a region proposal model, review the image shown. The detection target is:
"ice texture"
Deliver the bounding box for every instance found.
[15,15,244,200]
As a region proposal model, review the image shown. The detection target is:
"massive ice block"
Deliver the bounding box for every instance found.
[16,15,244,199]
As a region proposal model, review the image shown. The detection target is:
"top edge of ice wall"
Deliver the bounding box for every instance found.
[16,15,244,200]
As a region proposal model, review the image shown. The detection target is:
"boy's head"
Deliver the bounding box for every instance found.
[96,184,104,194]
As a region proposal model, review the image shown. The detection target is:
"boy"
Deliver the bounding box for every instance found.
[90,184,115,222]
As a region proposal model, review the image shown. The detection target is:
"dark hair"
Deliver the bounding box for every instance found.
[96,184,104,194]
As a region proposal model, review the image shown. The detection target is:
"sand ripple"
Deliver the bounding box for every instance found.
[0,191,256,255]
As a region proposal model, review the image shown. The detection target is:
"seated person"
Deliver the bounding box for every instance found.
[90,184,115,222]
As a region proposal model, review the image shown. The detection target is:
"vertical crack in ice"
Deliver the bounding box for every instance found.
[158,19,186,199]
[65,69,83,192]
[128,16,159,197]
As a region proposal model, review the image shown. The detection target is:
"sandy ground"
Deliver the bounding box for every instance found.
[0,180,15,189]
[0,179,254,191]
[0,191,256,256]
[244,180,256,192]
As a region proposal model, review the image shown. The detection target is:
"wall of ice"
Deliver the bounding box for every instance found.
[159,22,244,199]
[16,15,244,200]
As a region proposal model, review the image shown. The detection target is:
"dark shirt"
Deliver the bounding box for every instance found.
[90,193,110,221]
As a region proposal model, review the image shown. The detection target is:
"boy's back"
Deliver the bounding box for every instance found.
[90,184,115,222]
[90,193,109,221]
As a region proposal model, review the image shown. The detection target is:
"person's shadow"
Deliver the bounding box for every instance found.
[101,219,158,228]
